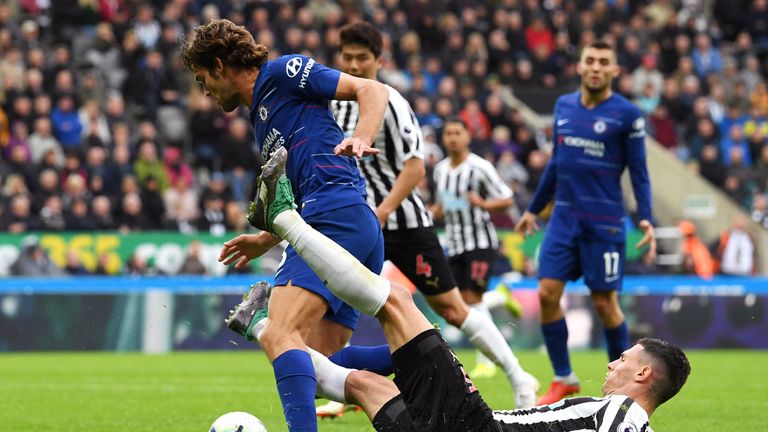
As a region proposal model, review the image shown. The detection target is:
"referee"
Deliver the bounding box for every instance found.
[325,22,538,411]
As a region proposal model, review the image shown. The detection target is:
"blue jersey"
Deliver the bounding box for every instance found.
[528,92,652,242]
[249,55,368,219]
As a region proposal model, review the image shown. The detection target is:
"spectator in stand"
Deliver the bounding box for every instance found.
[139,175,166,229]
[716,214,756,276]
[63,250,90,275]
[32,169,59,213]
[698,145,727,188]
[10,240,63,276]
[39,195,66,231]
[61,172,90,212]
[50,94,83,152]
[218,117,258,203]
[65,198,91,231]
[2,194,39,233]
[649,104,679,152]
[117,191,155,233]
[199,172,232,208]
[751,193,768,228]
[90,195,116,231]
[164,175,199,234]
[691,33,723,79]
[198,194,227,237]
[133,140,169,191]
[632,54,664,100]
[163,146,194,189]
[178,240,207,275]
[188,94,225,170]
[722,125,752,166]
[28,117,63,166]
[678,220,715,279]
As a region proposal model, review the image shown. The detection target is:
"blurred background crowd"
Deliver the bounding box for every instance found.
[0,0,763,277]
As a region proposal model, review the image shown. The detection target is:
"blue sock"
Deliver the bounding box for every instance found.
[329,344,393,376]
[272,349,317,432]
[542,318,572,377]
[604,321,628,361]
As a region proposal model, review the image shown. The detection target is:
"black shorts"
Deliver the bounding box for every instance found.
[391,329,497,432]
[384,228,456,296]
[448,248,497,294]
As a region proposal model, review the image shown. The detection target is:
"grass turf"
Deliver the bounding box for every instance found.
[1,349,765,430]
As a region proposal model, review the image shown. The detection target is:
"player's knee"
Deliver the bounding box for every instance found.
[591,294,620,318]
[258,320,291,355]
[432,302,465,326]
[538,289,560,309]
[387,282,413,309]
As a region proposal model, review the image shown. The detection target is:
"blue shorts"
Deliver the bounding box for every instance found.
[274,204,384,329]
[538,226,625,291]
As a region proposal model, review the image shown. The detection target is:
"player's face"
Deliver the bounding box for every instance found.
[339,44,381,80]
[193,65,240,113]
[602,344,647,395]
[442,122,470,154]
[577,48,619,94]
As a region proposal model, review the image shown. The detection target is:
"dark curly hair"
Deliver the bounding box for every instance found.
[180,19,268,72]
[638,338,691,407]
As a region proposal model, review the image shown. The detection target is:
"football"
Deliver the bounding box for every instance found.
[209,412,267,432]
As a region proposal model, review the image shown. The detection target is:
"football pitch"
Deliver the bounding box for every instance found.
[2,349,764,430]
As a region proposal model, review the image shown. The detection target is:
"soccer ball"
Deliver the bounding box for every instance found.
[209,412,267,432]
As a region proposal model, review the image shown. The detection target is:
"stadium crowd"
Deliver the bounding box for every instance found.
[0,0,764,275]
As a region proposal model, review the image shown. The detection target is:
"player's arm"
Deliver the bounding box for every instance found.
[625,115,656,262]
[377,157,425,225]
[515,113,560,236]
[333,73,388,157]
[376,95,427,225]
[218,232,282,269]
[429,166,444,220]
[468,164,514,212]
[468,193,513,212]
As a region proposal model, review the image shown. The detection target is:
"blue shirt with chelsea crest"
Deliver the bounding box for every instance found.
[249,54,368,219]
[528,92,652,242]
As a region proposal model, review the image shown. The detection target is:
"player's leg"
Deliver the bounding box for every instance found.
[256,283,329,432]
[582,239,628,361]
[444,249,538,408]
[537,229,582,404]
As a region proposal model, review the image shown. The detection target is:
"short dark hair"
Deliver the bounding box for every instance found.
[180,19,268,72]
[586,39,615,52]
[638,338,691,406]
[339,22,383,58]
[443,116,468,129]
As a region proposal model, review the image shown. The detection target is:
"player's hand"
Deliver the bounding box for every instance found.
[218,232,281,269]
[466,192,485,209]
[514,211,539,236]
[375,206,391,226]
[636,219,657,265]
[334,137,380,157]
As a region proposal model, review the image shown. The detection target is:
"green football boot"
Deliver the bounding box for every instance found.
[247,147,297,234]
[225,281,272,342]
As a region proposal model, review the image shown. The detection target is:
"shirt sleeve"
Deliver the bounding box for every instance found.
[625,109,653,224]
[527,99,560,214]
[479,159,513,199]
[271,55,340,101]
[387,88,424,161]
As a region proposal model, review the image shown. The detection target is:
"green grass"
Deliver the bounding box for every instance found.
[1,349,765,430]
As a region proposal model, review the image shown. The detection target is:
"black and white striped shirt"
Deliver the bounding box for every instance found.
[331,85,432,231]
[433,153,513,257]
[493,395,652,432]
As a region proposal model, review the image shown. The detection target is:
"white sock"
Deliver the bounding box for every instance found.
[274,211,391,316]
[469,303,497,368]
[460,305,526,386]
[482,290,505,310]
[308,348,352,403]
